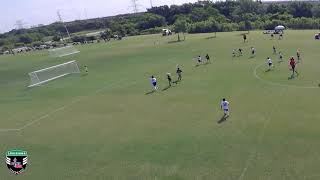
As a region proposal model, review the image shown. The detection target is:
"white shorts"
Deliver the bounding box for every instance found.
[224,109,229,113]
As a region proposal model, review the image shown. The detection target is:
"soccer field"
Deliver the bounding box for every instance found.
[0,30,319,180]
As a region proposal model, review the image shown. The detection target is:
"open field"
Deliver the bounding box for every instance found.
[0,30,320,180]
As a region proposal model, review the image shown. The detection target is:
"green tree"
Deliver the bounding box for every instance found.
[52,35,61,42]
[174,18,188,41]
[18,35,33,44]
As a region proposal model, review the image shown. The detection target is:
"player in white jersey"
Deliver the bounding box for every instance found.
[197,55,202,65]
[220,98,230,117]
[84,65,88,73]
[267,57,274,70]
[251,47,256,57]
[150,76,158,91]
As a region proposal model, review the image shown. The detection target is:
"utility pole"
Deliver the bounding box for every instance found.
[57,10,71,39]
[14,20,27,30]
[150,0,153,8]
[131,0,139,13]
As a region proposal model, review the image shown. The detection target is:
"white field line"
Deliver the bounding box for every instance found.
[253,63,318,89]
[0,79,138,132]
[238,88,287,180]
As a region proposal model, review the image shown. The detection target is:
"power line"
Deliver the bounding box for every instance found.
[131,0,139,13]
[57,10,71,39]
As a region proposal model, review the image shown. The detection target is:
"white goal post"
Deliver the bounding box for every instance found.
[28,60,80,87]
[49,45,80,58]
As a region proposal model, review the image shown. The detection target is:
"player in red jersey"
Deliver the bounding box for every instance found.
[289,57,299,77]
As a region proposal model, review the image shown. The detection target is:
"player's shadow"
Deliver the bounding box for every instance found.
[288,75,295,80]
[218,115,229,124]
[167,40,184,44]
[205,36,216,40]
[162,85,172,91]
[145,90,156,95]
[265,69,272,72]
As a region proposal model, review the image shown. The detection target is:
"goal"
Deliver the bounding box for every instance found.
[49,45,80,58]
[28,60,80,87]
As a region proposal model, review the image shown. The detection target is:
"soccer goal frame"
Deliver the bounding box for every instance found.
[28,60,80,88]
[49,45,80,58]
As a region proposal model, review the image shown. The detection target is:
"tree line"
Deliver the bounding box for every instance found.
[0,0,320,51]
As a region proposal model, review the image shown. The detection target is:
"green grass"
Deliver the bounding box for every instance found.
[0,30,320,180]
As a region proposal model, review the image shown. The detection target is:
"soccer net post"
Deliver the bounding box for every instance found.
[28,60,80,87]
[49,45,80,58]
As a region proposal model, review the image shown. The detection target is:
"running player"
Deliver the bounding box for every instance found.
[251,47,256,57]
[278,52,283,62]
[289,57,299,77]
[267,57,274,70]
[150,76,158,91]
[243,34,247,43]
[279,32,283,40]
[197,55,202,65]
[166,73,172,86]
[238,48,243,56]
[84,65,88,73]
[273,46,276,54]
[232,49,236,57]
[220,98,230,117]
[205,54,211,63]
[296,49,301,63]
[176,67,182,81]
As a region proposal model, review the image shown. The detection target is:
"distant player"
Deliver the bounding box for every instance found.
[289,57,299,77]
[232,49,236,57]
[150,76,158,91]
[271,33,274,39]
[251,47,256,57]
[176,67,182,81]
[166,73,173,86]
[243,34,247,43]
[238,48,243,56]
[197,55,202,65]
[84,65,88,73]
[296,49,301,63]
[267,57,274,70]
[220,98,230,117]
[279,32,283,40]
[278,52,283,62]
[273,46,276,54]
[205,54,211,63]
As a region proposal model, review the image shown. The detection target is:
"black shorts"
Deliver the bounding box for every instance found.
[152,82,157,86]
[269,63,272,66]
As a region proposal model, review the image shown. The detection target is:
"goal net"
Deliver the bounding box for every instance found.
[49,45,80,58]
[28,60,80,87]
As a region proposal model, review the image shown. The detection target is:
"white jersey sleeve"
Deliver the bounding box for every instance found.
[221,101,229,110]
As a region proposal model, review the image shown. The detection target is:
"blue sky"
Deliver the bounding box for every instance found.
[0,0,198,33]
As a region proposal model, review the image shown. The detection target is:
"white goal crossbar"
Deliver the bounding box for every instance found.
[28,60,80,87]
[49,46,80,58]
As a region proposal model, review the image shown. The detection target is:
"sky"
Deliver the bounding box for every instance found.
[0,0,198,33]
